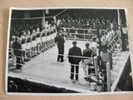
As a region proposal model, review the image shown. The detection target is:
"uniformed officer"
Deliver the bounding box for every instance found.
[68,41,82,82]
[55,32,65,62]
[12,36,23,70]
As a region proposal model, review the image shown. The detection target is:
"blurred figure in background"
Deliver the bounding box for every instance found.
[55,32,65,62]
[12,36,23,70]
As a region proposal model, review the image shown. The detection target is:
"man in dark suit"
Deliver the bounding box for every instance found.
[68,41,82,83]
[55,33,65,62]
[82,43,95,81]
[12,36,23,70]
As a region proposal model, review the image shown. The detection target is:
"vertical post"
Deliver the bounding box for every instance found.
[94,56,98,77]
[97,28,101,56]
[84,30,85,40]
[117,9,121,28]
[117,9,124,51]
[106,62,111,91]
[53,16,58,35]
[42,11,45,28]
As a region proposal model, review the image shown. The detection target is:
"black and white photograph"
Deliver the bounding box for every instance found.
[6,8,133,94]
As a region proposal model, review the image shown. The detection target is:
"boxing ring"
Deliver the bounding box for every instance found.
[8,40,99,93]
[7,39,131,93]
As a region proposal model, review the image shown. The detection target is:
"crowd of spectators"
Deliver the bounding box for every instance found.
[10,13,118,39]
[58,13,118,30]
[9,12,120,52]
[9,14,120,53]
[10,19,42,37]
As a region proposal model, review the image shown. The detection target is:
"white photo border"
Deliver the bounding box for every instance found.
[5,7,133,96]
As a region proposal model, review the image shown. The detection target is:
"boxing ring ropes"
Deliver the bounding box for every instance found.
[8,9,125,92]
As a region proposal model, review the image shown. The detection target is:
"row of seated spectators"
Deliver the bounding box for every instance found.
[58,14,118,29]
[10,15,118,39]
[10,20,43,37]
[58,14,120,52]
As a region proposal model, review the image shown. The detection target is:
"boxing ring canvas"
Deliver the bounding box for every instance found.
[5,7,133,95]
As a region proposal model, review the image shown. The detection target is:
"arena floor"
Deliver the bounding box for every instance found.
[8,40,130,93]
[8,40,98,93]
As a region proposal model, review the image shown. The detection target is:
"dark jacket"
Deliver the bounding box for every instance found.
[55,35,65,48]
[12,40,22,57]
[68,46,82,64]
[82,48,94,65]
[83,48,93,58]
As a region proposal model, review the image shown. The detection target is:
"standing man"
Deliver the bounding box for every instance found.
[68,41,82,83]
[82,43,94,81]
[12,36,23,70]
[55,32,65,62]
